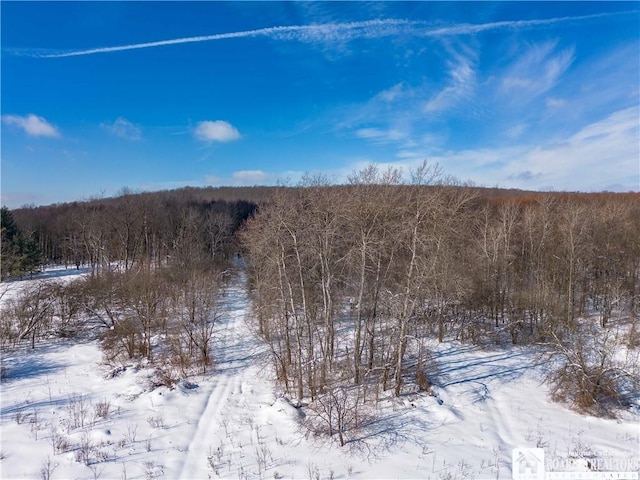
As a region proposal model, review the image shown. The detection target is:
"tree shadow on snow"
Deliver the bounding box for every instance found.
[345,345,547,458]
[2,266,90,283]
[345,401,437,460]
[1,351,67,383]
[433,346,541,388]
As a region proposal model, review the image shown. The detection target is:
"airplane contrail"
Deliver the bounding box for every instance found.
[35,11,635,58]
[37,19,413,58]
[423,11,636,36]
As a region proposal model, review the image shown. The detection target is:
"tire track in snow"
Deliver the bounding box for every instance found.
[434,345,522,473]
[486,390,518,469]
[178,270,262,480]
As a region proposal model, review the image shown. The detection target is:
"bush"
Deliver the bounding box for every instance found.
[305,384,365,446]
[149,367,179,390]
[93,399,111,419]
[100,318,141,365]
[546,327,638,417]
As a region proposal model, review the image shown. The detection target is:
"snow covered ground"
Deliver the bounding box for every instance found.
[1,269,638,479]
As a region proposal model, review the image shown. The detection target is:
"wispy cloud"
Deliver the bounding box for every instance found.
[355,127,407,143]
[194,120,241,142]
[507,170,543,182]
[0,191,43,209]
[337,82,419,132]
[559,106,638,148]
[501,41,574,97]
[425,48,476,113]
[422,11,632,37]
[31,11,634,58]
[376,82,406,102]
[232,170,277,184]
[543,42,639,121]
[546,97,567,109]
[205,169,303,186]
[505,123,527,139]
[101,117,141,140]
[340,46,476,150]
[510,107,639,190]
[387,107,639,192]
[2,114,60,138]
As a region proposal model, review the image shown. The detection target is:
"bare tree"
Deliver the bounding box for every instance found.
[176,270,223,373]
[10,282,55,349]
[307,384,364,446]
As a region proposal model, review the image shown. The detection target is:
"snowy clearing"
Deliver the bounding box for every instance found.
[1,269,638,479]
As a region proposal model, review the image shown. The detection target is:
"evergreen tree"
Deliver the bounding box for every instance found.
[1,206,42,278]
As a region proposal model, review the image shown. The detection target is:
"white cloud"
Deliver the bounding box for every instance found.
[337,81,420,133]
[517,107,639,190]
[232,170,276,184]
[2,114,60,138]
[205,169,304,186]
[425,50,476,113]
[101,117,141,140]
[194,120,241,142]
[455,107,638,191]
[501,41,574,97]
[355,127,406,143]
[347,107,639,192]
[505,123,527,139]
[0,191,43,209]
[375,82,405,102]
[570,107,637,143]
[204,175,222,185]
[546,97,567,109]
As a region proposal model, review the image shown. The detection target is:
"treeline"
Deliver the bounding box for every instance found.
[4,186,266,278]
[241,164,640,408]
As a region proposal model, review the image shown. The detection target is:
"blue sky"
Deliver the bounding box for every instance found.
[1,2,638,208]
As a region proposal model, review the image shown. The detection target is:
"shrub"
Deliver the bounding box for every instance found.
[306,384,365,446]
[93,399,111,419]
[546,327,638,417]
[100,318,141,366]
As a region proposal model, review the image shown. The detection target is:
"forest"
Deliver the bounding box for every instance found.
[1,164,639,430]
[241,164,639,429]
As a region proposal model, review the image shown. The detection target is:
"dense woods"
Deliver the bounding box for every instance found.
[4,186,265,278]
[2,170,638,423]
